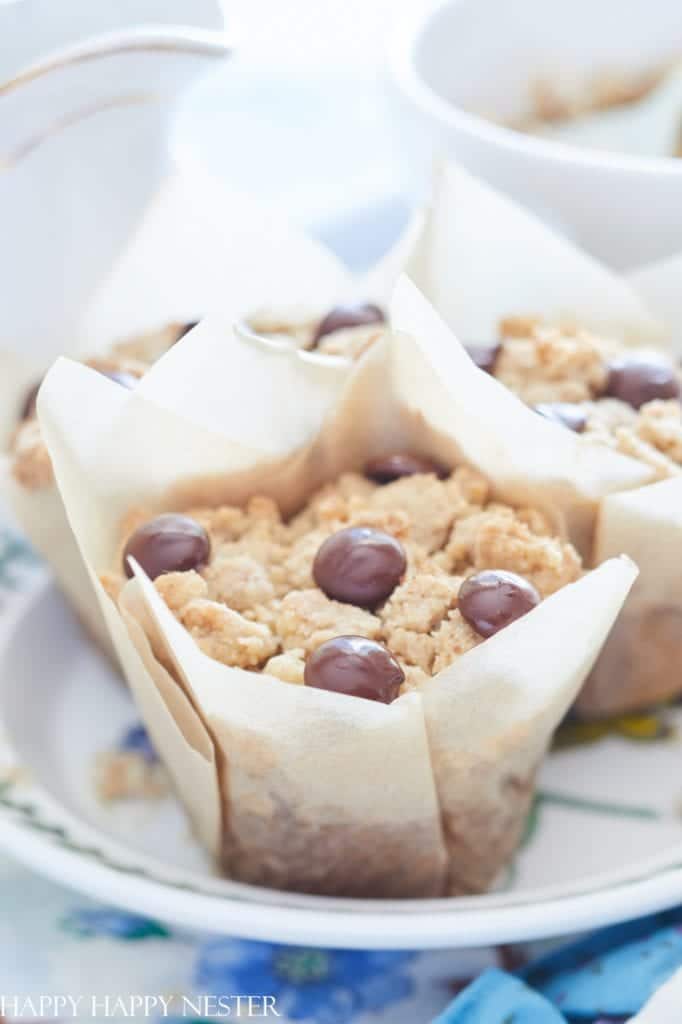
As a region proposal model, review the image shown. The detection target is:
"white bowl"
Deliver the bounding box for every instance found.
[0,20,229,358]
[389,0,682,269]
[3,571,682,947]
[0,0,223,82]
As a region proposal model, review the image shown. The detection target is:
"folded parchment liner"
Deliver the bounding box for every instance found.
[1,165,400,661]
[38,291,636,896]
[403,160,682,715]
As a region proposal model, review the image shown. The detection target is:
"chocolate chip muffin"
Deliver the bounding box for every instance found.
[38,303,638,899]
[471,317,682,480]
[104,456,582,703]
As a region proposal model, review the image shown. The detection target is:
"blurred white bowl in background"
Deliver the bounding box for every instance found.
[0,9,229,358]
[0,0,223,81]
[389,0,682,269]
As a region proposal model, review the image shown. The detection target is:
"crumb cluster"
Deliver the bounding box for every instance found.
[495,318,682,478]
[107,466,582,690]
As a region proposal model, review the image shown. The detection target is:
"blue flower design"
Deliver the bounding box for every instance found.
[195,940,414,1023]
[118,722,159,763]
[61,907,170,940]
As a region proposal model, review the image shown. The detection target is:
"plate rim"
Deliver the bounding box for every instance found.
[4,571,682,948]
[3,799,682,948]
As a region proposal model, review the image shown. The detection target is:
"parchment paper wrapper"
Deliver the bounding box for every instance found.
[404,161,665,345]
[628,253,682,354]
[404,160,682,716]
[584,477,682,716]
[37,284,636,897]
[1,164,405,663]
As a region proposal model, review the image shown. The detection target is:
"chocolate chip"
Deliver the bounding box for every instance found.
[123,514,210,580]
[458,570,540,638]
[465,343,500,374]
[312,303,385,346]
[19,381,41,420]
[604,353,680,410]
[304,635,404,703]
[364,453,448,484]
[533,402,587,433]
[313,526,406,608]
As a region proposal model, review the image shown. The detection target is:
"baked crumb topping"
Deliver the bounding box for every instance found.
[491,319,682,478]
[109,466,582,693]
[495,323,612,404]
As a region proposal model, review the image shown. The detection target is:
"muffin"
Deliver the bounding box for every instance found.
[3,322,193,658]
[0,169,389,662]
[36,309,636,897]
[403,160,682,717]
[479,319,682,482]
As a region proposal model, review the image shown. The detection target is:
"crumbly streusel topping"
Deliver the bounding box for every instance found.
[110,467,582,691]
[246,307,386,360]
[494,318,682,478]
[495,319,615,404]
[9,323,191,490]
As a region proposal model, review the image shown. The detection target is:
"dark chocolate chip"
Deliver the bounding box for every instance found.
[123,513,210,580]
[604,353,680,410]
[458,569,540,638]
[364,453,448,484]
[312,303,385,346]
[313,526,406,608]
[304,635,404,703]
[465,343,501,374]
[533,402,587,433]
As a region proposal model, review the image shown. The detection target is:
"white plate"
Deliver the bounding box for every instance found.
[3,560,682,949]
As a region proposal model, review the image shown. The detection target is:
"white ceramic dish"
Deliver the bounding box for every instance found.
[0,0,223,82]
[0,15,230,356]
[389,0,682,269]
[3,560,682,949]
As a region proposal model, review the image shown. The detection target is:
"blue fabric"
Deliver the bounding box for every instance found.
[434,909,682,1022]
[521,909,682,1018]
[433,969,565,1022]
